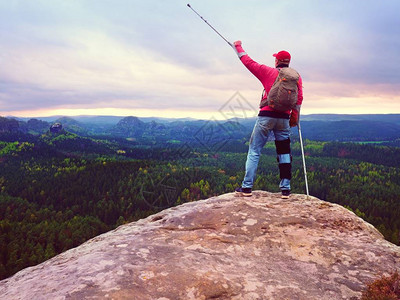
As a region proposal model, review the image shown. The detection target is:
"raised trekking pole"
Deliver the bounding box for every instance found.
[298,121,310,199]
[187,3,233,47]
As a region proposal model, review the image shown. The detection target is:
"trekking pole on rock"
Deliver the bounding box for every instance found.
[187,3,233,47]
[298,122,310,199]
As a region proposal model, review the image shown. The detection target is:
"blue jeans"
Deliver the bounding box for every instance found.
[242,116,291,191]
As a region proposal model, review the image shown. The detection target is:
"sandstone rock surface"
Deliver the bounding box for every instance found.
[1,191,399,300]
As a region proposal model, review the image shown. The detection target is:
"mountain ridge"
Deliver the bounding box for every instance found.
[8,113,400,124]
[2,114,400,143]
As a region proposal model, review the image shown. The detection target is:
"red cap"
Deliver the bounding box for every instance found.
[273,50,291,62]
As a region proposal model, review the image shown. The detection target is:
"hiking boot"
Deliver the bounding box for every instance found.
[235,187,252,197]
[281,190,290,199]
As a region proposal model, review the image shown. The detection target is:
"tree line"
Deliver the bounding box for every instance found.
[0,132,399,279]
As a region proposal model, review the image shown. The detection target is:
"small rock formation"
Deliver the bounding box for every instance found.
[0,191,399,300]
[50,122,63,134]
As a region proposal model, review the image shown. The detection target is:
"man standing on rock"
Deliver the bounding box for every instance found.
[233,41,303,199]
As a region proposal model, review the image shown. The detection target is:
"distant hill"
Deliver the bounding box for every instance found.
[0,117,19,133]
[20,119,50,134]
[110,116,146,137]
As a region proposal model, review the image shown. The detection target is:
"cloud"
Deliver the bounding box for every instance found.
[0,26,243,112]
[0,0,400,118]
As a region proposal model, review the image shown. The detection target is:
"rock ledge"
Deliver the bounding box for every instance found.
[1,191,399,300]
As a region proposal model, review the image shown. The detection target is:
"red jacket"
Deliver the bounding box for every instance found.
[235,44,303,119]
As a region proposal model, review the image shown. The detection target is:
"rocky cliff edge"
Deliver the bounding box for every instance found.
[1,191,399,300]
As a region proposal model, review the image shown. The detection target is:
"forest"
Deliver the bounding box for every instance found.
[0,115,400,280]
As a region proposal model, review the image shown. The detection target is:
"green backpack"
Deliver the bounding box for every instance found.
[260,67,300,112]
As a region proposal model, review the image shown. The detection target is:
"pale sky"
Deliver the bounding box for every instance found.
[1,0,399,120]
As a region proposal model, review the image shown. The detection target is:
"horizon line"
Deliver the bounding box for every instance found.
[3,112,400,121]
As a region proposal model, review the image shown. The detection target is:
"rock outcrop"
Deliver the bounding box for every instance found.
[1,191,399,300]
[50,122,63,134]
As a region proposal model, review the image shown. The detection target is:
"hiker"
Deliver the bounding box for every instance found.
[233,40,303,199]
